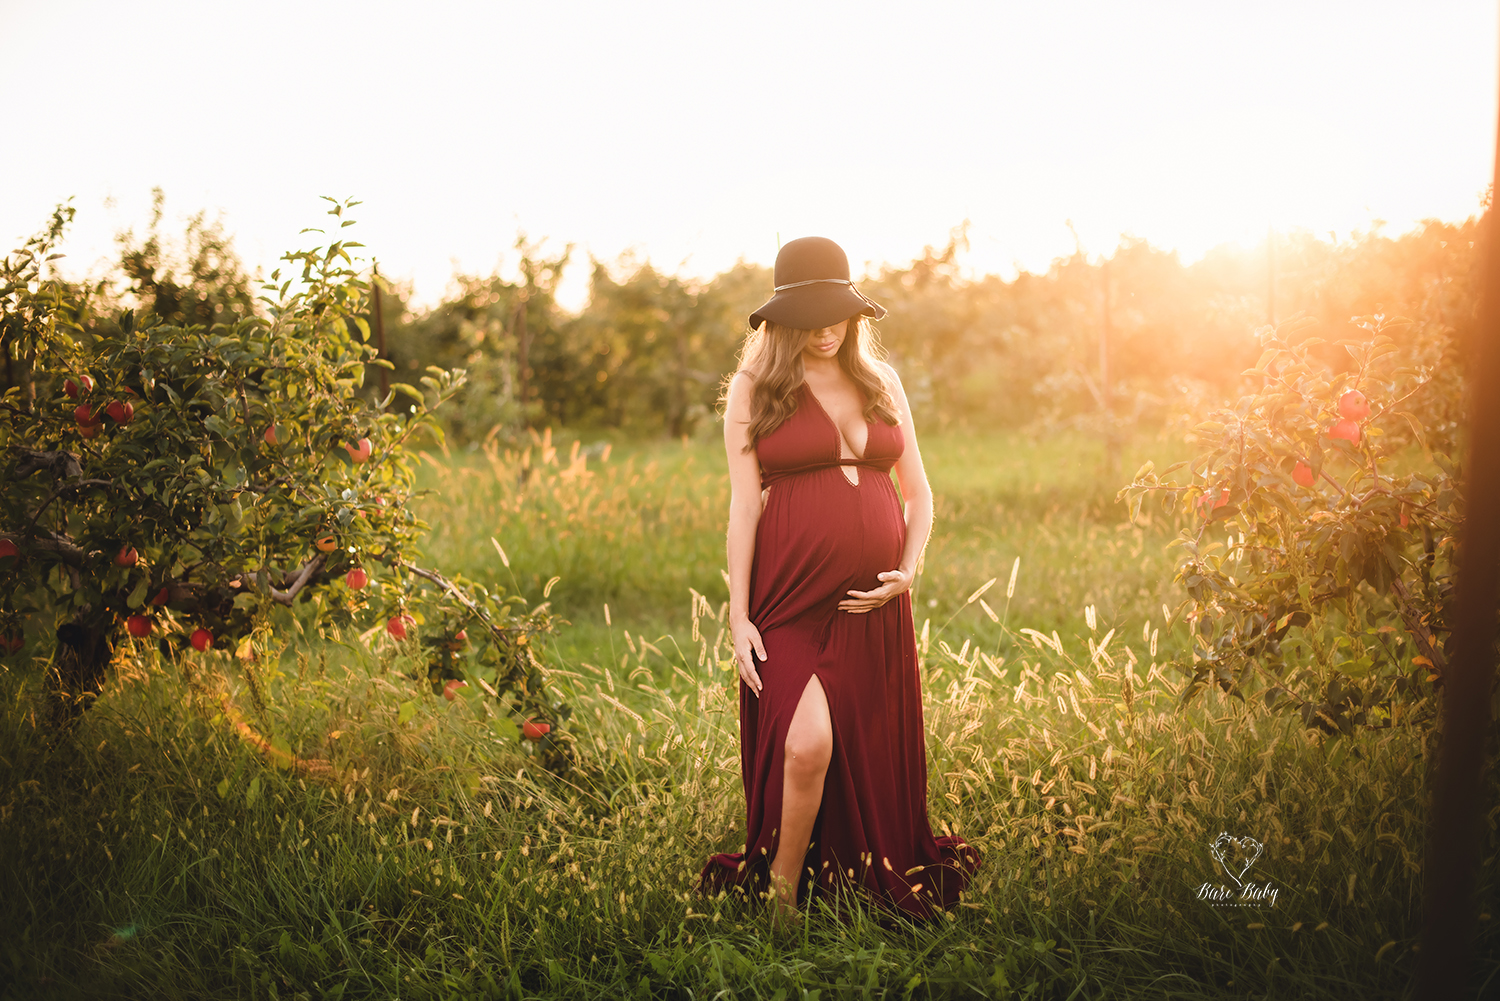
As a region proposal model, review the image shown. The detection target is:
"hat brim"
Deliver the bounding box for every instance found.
[748,283,886,331]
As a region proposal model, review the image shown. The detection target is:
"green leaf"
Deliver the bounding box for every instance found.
[216,778,230,799]
[125,577,149,610]
[398,701,417,725]
[1394,411,1427,451]
[390,383,426,405]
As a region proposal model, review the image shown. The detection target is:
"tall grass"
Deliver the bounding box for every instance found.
[3,430,1496,999]
[414,427,1198,668]
[4,570,1493,997]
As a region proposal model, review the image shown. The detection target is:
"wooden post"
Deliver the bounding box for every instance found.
[1100,258,1112,413]
[372,263,388,398]
[1417,44,1500,997]
[1100,257,1118,476]
[515,292,530,428]
[1266,227,1276,327]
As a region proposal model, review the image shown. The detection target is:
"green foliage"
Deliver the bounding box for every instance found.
[383,216,1482,444]
[0,203,564,743]
[3,587,1492,998]
[1120,313,1463,734]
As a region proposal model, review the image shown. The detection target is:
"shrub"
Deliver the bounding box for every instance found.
[1119,313,1462,734]
[0,202,567,762]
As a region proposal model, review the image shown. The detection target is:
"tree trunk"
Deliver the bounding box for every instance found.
[48,615,113,729]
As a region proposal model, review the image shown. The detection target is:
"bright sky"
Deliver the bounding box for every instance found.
[1,1,1495,311]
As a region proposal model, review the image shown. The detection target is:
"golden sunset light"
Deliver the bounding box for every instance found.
[3,3,1499,998]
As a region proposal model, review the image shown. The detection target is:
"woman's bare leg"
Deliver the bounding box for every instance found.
[767,675,832,916]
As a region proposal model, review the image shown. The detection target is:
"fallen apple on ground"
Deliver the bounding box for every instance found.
[443,679,468,701]
[190,628,213,652]
[126,615,152,638]
[522,719,551,741]
[151,587,170,606]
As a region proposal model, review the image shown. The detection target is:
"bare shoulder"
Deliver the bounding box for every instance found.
[725,368,757,419]
[877,360,910,404]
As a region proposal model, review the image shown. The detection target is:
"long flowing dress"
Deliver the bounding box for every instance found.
[699,383,980,918]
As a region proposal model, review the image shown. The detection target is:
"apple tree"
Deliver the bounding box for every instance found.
[1120,314,1463,734]
[0,201,570,766]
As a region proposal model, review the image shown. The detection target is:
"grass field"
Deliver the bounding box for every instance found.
[413,427,1200,672]
[2,427,1497,1000]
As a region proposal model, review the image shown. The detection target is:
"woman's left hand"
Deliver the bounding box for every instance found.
[839,569,914,613]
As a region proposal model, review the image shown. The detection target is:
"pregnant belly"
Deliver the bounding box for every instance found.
[750,468,905,630]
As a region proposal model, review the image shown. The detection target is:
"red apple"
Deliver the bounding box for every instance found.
[64,375,94,399]
[522,719,551,741]
[443,679,468,701]
[74,403,101,427]
[150,587,170,606]
[454,629,468,646]
[1198,487,1229,515]
[1400,506,1411,528]
[1329,419,1361,444]
[344,438,373,464]
[126,615,151,638]
[346,568,369,590]
[1292,461,1315,488]
[1338,390,1370,421]
[114,545,138,568]
[0,539,18,568]
[387,614,415,640]
[315,535,339,553]
[79,423,101,439]
[2,632,22,654]
[64,379,80,399]
[105,400,134,424]
[190,628,213,652]
[263,425,278,445]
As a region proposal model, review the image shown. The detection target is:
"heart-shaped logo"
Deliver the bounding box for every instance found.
[1209,832,1264,887]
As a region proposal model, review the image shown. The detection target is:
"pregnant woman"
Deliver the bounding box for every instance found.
[699,237,980,920]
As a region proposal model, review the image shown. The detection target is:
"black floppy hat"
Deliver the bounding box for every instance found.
[748,236,887,331]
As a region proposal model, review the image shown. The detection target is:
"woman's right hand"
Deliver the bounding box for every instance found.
[731,617,767,697]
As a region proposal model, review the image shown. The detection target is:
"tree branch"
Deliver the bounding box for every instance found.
[393,558,511,646]
[1390,576,1447,671]
[231,554,327,606]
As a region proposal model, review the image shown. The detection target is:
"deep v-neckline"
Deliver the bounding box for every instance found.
[803,383,868,461]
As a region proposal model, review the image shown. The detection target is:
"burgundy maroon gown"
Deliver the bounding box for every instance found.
[699,383,980,918]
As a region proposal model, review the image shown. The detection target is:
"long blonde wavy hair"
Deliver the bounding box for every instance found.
[725,316,901,452]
